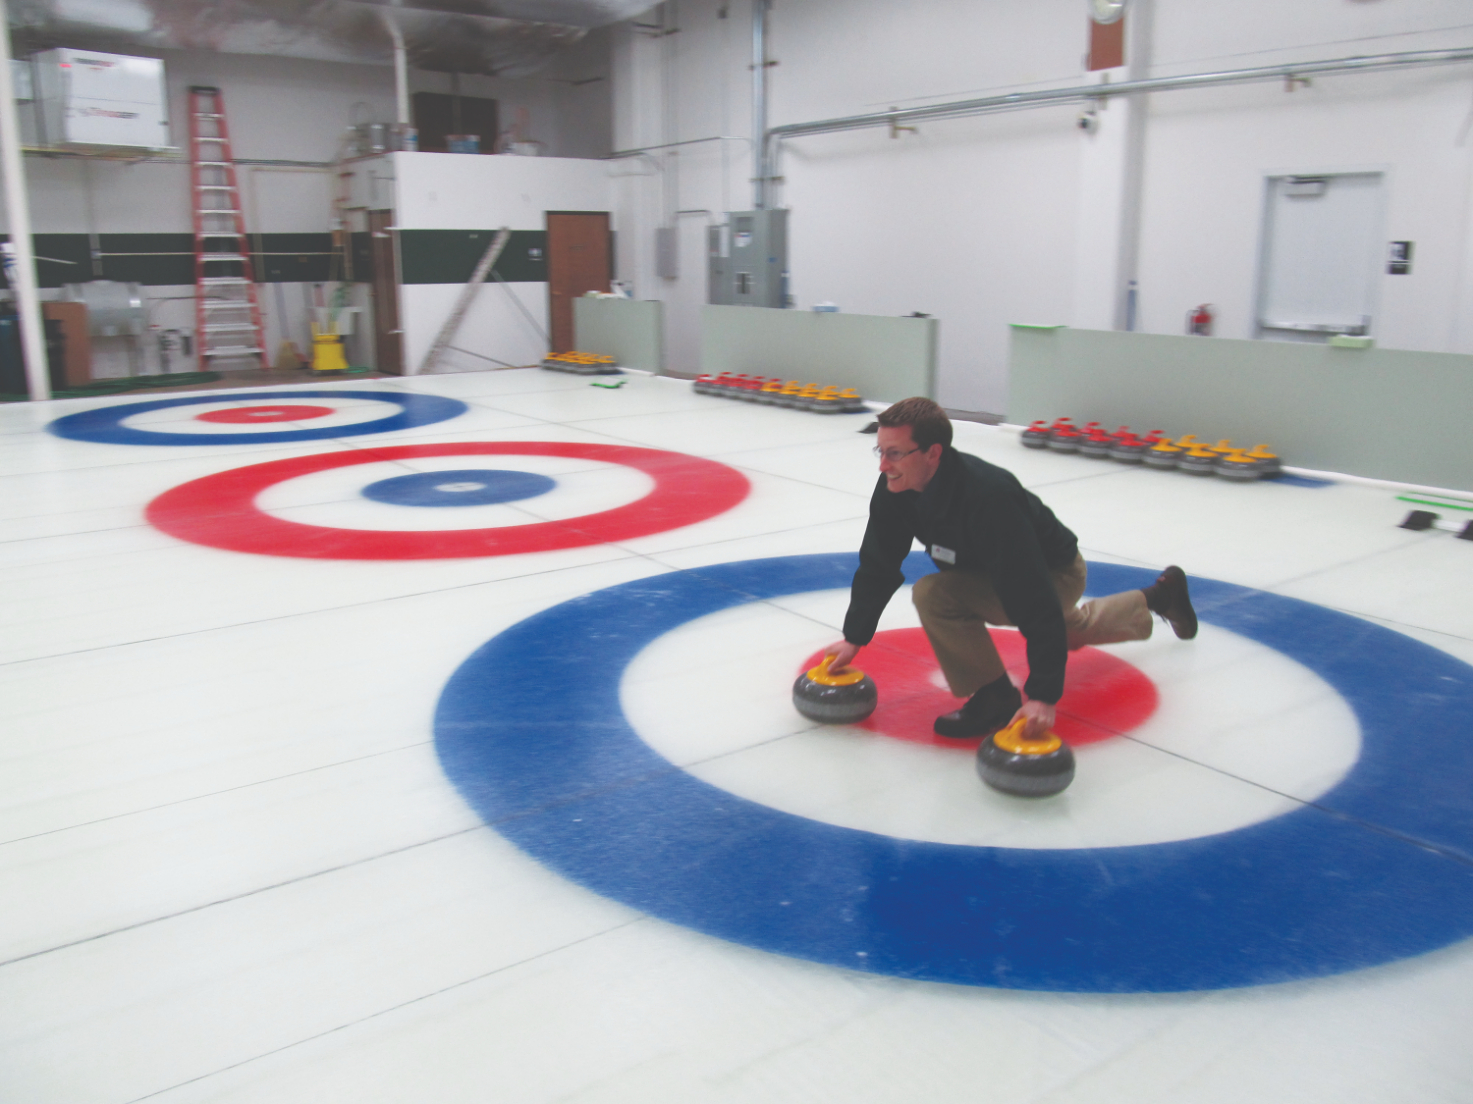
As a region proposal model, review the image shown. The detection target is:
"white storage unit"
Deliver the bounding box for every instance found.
[32,49,169,151]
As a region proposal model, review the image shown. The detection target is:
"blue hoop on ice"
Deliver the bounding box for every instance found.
[434,554,1473,992]
[48,390,466,446]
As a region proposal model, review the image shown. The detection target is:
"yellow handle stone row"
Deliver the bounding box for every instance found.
[1149,435,1278,463]
[544,351,617,366]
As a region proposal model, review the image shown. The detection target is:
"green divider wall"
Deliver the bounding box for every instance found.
[1008,326,1473,490]
[700,305,937,403]
[573,298,663,373]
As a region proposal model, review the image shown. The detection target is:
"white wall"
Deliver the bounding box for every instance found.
[393,151,611,229]
[1135,67,1473,350]
[609,0,1473,413]
[391,152,613,372]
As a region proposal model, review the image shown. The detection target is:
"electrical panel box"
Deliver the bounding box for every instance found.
[708,209,788,308]
[32,49,170,151]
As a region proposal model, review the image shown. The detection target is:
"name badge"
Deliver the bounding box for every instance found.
[931,544,956,564]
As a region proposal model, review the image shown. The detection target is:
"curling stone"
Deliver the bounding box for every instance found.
[1021,420,1051,448]
[1078,432,1115,459]
[1109,433,1147,463]
[976,717,1075,797]
[1246,444,1282,477]
[1047,427,1081,453]
[815,386,845,413]
[792,655,878,724]
[1215,448,1262,481]
[1142,440,1184,469]
[1177,445,1219,476]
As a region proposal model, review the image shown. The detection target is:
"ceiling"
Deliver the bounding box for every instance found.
[8,0,658,78]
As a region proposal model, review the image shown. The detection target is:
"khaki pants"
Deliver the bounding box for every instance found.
[910,553,1152,698]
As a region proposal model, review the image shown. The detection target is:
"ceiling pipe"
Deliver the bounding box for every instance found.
[0,0,49,401]
[763,45,1473,199]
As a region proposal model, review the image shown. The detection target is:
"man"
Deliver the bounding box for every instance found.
[825,397,1197,741]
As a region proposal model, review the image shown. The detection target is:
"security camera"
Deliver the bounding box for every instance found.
[1077,111,1098,133]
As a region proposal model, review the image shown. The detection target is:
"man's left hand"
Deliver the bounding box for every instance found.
[1011,699,1056,741]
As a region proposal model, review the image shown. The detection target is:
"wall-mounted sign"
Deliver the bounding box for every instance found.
[1388,241,1413,275]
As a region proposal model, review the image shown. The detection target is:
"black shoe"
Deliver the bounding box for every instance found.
[1145,565,1197,640]
[934,676,1022,739]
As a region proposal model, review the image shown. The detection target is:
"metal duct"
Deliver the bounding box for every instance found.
[7,0,655,77]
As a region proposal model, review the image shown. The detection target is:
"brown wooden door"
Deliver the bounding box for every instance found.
[546,211,611,353]
[369,210,403,374]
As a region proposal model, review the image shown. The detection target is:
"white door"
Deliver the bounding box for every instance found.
[1256,172,1385,342]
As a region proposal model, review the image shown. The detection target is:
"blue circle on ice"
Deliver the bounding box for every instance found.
[361,469,557,507]
[48,390,467,446]
[434,553,1473,992]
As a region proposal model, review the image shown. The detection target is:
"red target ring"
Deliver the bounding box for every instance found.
[802,626,1157,748]
[146,442,751,560]
[195,405,336,424]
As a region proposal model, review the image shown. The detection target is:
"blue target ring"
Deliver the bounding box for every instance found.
[47,390,467,446]
[361,469,556,508]
[435,554,1473,993]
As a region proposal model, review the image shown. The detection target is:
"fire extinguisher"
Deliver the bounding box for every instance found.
[1187,304,1213,336]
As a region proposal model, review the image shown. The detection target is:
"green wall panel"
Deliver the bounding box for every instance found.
[701,305,937,402]
[1008,326,1473,490]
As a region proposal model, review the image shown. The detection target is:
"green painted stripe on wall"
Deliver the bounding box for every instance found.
[0,232,344,288]
[0,229,555,288]
[397,229,547,285]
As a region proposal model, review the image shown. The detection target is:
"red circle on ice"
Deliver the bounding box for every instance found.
[194,405,336,424]
[145,441,751,560]
[802,626,1158,747]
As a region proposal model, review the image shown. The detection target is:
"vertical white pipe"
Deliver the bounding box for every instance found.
[383,9,410,125]
[751,0,768,209]
[1113,0,1152,331]
[0,0,51,400]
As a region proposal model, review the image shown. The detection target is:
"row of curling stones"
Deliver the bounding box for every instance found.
[542,351,622,375]
[1023,418,1281,480]
[694,373,867,413]
[791,657,1074,797]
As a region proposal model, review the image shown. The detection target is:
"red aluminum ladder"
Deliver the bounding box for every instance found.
[188,86,266,368]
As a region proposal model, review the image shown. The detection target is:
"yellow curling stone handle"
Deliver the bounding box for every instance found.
[993,716,1063,755]
[806,654,867,686]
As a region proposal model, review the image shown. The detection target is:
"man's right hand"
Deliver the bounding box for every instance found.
[824,641,862,673]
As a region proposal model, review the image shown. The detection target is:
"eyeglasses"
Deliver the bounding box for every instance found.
[873,445,921,463]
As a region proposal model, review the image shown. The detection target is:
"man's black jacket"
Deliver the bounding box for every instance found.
[842,446,1080,703]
